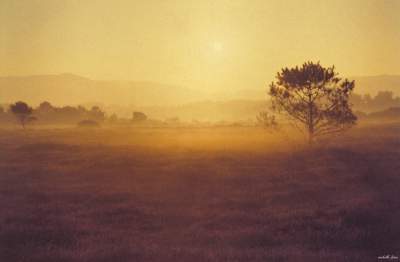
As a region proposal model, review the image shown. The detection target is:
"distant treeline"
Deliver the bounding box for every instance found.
[356,107,400,121]
[351,91,400,112]
[0,101,106,125]
[1,90,400,126]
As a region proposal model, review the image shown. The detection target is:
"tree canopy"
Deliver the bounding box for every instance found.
[269,61,357,144]
[10,101,36,128]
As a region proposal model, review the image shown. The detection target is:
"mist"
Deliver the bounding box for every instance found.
[1,1,400,261]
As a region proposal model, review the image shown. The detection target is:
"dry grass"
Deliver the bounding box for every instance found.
[0,124,399,261]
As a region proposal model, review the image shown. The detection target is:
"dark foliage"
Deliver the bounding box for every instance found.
[269,61,357,144]
[34,102,106,124]
[9,101,36,128]
[77,119,100,128]
[132,111,148,122]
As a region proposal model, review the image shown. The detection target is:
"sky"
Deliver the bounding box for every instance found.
[1,0,399,92]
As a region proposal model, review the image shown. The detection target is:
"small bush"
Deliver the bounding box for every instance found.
[132,112,147,122]
[77,120,100,128]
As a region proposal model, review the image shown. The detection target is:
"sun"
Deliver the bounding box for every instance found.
[211,41,223,52]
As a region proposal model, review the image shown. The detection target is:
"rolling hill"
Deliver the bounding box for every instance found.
[0,74,399,108]
[0,74,207,106]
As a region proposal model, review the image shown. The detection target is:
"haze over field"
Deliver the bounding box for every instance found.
[1,1,400,261]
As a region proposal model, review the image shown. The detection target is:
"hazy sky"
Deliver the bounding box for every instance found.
[1,0,399,92]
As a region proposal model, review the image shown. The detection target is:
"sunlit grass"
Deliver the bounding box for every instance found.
[0,123,399,261]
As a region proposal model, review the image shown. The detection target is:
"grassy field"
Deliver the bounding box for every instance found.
[0,123,399,261]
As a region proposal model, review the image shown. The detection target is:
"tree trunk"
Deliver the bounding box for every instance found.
[308,130,314,146]
[307,96,314,146]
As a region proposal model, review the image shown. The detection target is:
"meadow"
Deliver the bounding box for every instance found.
[0,123,399,261]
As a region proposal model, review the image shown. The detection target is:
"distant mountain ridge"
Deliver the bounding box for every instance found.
[0,74,399,106]
[0,74,207,106]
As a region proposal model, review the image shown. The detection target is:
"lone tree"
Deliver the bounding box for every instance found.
[269,62,357,145]
[10,101,36,129]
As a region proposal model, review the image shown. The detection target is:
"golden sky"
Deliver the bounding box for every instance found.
[1,0,399,92]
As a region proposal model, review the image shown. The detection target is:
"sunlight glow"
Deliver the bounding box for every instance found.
[211,41,223,53]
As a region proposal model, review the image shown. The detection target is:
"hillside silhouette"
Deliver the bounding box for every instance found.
[0,74,207,106]
[1,74,399,107]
